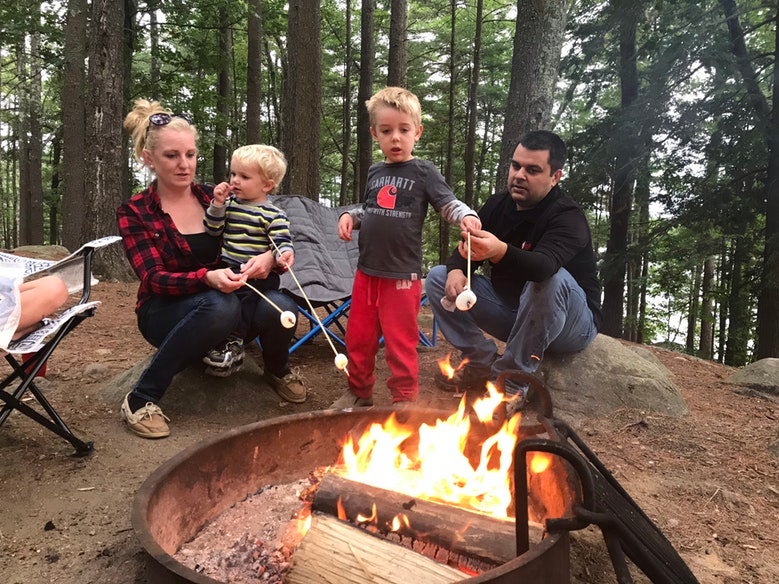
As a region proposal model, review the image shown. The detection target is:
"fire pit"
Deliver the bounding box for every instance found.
[132,405,577,583]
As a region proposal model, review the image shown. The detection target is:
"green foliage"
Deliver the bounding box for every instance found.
[0,0,775,353]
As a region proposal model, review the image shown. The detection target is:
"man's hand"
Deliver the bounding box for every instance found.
[338,213,354,241]
[444,269,468,302]
[459,228,508,264]
[212,182,230,206]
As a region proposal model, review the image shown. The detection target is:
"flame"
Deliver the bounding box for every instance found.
[296,508,312,536]
[529,452,552,474]
[390,513,410,532]
[356,503,378,524]
[437,353,469,380]
[337,392,526,519]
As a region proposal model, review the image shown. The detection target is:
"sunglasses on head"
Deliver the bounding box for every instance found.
[148,112,193,127]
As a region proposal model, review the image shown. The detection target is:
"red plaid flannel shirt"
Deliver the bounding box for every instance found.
[117,181,219,311]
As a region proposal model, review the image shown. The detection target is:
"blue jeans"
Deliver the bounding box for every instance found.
[426,265,597,379]
[132,289,298,403]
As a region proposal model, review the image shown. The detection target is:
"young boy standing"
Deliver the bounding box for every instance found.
[202,144,306,403]
[332,87,481,408]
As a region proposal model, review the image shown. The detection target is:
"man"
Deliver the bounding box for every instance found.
[426,130,602,417]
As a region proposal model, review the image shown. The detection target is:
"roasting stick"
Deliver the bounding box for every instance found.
[269,239,350,374]
[242,281,297,328]
[467,231,472,285]
[456,231,477,311]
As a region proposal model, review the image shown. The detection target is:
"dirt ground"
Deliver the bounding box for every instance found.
[0,280,777,584]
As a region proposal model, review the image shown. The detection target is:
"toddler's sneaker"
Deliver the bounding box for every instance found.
[330,391,374,409]
[203,339,244,377]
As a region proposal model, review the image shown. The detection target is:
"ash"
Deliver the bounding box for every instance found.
[174,474,321,583]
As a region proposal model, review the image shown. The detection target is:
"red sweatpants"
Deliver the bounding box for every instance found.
[345,269,422,402]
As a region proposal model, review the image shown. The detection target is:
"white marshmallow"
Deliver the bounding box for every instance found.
[455,289,477,311]
[334,353,349,370]
[280,311,297,329]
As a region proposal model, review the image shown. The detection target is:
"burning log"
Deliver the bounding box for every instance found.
[312,471,541,566]
[287,513,466,584]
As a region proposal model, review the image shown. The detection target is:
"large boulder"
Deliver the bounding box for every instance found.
[723,358,779,396]
[534,334,688,422]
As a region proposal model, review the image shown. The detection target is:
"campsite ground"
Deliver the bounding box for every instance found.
[0,280,777,584]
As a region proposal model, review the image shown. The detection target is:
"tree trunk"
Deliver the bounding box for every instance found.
[686,264,701,355]
[716,243,730,363]
[496,0,569,191]
[600,0,640,338]
[356,0,375,200]
[18,28,45,245]
[464,0,483,210]
[699,255,716,360]
[724,235,751,366]
[50,132,62,243]
[149,0,160,94]
[122,0,138,206]
[339,0,354,206]
[246,0,263,143]
[61,0,88,250]
[439,1,457,263]
[635,159,650,344]
[213,7,232,183]
[264,38,281,145]
[756,1,779,358]
[282,0,321,199]
[85,0,130,278]
[719,0,778,357]
[387,0,407,87]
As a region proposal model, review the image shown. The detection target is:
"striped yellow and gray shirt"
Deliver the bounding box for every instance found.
[204,196,293,266]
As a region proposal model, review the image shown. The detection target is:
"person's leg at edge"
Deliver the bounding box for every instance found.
[426,265,514,367]
[380,278,422,403]
[131,290,242,408]
[492,268,597,381]
[344,270,381,400]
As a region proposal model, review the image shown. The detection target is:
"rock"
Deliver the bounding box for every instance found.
[99,354,283,420]
[724,358,779,395]
[535,334,688,422]
[11,245,70,261]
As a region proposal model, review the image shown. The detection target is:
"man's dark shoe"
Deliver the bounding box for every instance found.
[434,362,492,393]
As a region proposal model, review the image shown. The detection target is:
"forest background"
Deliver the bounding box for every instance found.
[1,0,778,366]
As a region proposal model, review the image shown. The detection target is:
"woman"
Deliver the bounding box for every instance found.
[117,99,307,440]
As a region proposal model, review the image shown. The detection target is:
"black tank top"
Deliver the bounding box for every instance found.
[183,232,220,265]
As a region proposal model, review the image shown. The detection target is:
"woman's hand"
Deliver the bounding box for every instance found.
[205,268,246,292]
[240,250,275,280]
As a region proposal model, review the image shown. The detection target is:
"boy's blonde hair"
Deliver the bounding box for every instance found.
[232,144,287,194]
[123,98,198,163]
[365,87,422,128]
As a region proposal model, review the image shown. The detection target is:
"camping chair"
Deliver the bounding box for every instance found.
[0,236,121,456]
[268,196,359,354]
[269,196,437,354]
